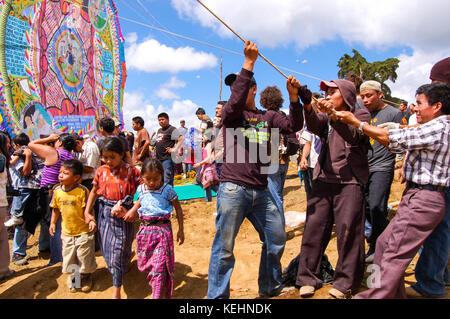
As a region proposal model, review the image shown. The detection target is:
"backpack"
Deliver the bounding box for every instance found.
[281,253,335,287]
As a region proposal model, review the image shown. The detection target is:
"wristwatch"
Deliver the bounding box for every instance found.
[358,121,367,133]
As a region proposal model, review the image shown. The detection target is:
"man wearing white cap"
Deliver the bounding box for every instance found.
[359,80,404,262]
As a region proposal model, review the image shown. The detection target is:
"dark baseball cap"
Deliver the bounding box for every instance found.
[430,57,450,84]
[225,72,257,86]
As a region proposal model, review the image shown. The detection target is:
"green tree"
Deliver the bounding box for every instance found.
[337,49,400,99]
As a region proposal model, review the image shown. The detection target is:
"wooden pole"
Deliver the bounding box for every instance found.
[196,0,289,79]
[219,55,223,101]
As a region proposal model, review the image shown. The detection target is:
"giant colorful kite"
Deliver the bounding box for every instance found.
[0,0,126,139]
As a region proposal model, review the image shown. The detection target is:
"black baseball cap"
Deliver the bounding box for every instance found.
[225,72,257,86]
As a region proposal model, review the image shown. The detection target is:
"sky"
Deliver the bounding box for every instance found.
[114,0,450,134]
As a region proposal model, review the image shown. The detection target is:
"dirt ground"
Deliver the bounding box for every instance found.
[0,162,448,299]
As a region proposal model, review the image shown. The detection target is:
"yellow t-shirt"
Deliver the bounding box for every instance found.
[50,184,90,236]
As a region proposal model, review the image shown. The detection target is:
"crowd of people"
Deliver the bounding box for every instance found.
[0,41,448,300]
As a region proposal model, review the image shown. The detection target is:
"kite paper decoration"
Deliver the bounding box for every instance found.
[0,0,126,139]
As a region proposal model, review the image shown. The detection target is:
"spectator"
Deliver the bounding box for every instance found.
[399,100,411,123]
[259,85,291,215]
[153,113,184,186]
[97,117,132,164]
[131,116,151,170]
[212,101,226,178]
[28,133,77,266]
[178,120,188,137]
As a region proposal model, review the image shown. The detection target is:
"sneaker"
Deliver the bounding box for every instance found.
[81,274,93,292]
[4,216,23,227]
[299,285,315,298]
[11,253,28,266]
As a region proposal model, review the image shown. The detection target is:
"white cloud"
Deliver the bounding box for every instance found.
[155,87,180,100]
[122,91,202,135]
[125,34,218,73]
[172,1,450,105]
[171,0,450,52]
[164,76,187,89]
[154,76,187,100]
[387,51,450,104]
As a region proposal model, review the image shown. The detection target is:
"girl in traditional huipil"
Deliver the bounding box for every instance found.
[84,137,141,299]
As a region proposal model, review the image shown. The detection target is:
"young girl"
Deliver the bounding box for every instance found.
[124,158,184,299]
[193,123,219,202]
[84,137,141,299]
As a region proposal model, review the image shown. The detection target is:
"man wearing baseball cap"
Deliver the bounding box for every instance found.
[295,78,371,299]
[207,40,304,299]
[359,80,404,263]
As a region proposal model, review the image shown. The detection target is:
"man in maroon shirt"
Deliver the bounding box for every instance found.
[207,41,304,299]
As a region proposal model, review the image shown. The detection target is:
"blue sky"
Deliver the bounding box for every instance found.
[114,0,450,134]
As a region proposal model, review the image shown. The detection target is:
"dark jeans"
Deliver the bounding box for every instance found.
[301,167,314,201]
[162,159,175,186]
[205,184,219,202]
[215,162,223,179]
[41,186,62,265]
[365,170,394,250]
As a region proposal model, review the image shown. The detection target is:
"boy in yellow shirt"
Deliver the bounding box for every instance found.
[50,159,97,293]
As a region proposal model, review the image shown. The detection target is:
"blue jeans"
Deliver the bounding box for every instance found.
[10,188,35,218]
[13,220,51,256]
[267,163,289,215]
[161,159,175,186]
[12,226,29,257]
[205,184,219,202]
[412,187,450,297]
[185,163,194,175]
[49,215,62,265]
[207,182,286,298]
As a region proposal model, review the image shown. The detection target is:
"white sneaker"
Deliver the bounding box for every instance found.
[4,216,23,227]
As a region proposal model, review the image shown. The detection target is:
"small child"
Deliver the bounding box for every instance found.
[193,124,219,202]
[84,137,141,299]
[5,133,42,228]
[6,133,43,266]
[125,158,184,299]
[49,159,97,293]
